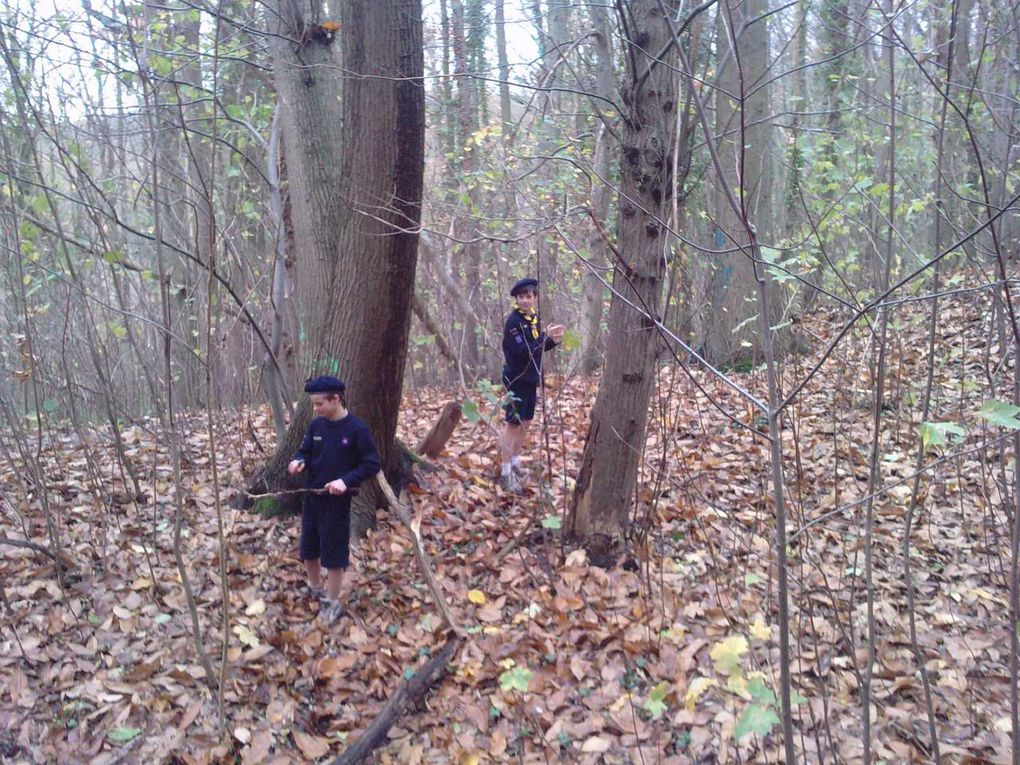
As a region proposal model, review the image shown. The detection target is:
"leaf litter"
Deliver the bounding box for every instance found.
[0,299,1015,763]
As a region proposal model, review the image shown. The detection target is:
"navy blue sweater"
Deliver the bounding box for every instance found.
[502,309,557,386]
[294,414,381,490]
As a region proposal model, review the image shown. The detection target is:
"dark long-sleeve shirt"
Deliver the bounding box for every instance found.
[502,309,557,386]
[294,414,381,490]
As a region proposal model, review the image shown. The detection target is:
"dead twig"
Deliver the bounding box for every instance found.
[373,471,465,638]
[0,536,79,570]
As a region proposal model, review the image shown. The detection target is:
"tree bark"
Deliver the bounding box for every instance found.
[418,401,463,458]
[577,3,615,375]
[566,0,679,553]
[702,0,777,366]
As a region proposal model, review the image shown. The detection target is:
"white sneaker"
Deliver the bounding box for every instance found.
[321,600,345,624]
[500,472,523,494]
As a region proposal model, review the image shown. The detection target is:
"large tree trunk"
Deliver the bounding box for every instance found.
[332,0,424,478]
[566,0,678,556]
[258,0,424,507]
[702,0,776,366]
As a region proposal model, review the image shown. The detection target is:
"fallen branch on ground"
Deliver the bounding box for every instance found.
[329,634,464,765]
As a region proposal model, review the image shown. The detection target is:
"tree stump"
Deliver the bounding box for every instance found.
[416,401,462,458]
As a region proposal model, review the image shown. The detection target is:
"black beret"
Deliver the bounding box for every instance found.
[304,375,345,393]
[510,277,539,297]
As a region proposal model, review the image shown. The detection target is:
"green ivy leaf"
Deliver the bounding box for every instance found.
[108,726,141,744]
[979,400,1020,430]
[560,329,581,351]
[734,703,780,740]
[499,666,533,693]
[540,515,561,529]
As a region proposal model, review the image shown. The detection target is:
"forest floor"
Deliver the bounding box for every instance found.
[0,300,1015,764]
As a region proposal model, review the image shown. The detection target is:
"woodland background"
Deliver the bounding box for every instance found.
[0,0,1018,762]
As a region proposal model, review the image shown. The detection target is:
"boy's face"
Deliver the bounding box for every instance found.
[515,289,537,312]
[310,392,343,419]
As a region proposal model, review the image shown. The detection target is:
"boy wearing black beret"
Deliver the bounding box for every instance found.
[288,375,381,623]
[500,278,565,492]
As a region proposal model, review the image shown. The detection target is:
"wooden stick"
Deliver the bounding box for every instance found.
[243,487,359,500]
[373,471,465,638]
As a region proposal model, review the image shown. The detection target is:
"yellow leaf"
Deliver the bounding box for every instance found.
[461,754,481,765]
[609,691,635,712]
[233,624,260,648]
[685,676,717,710]
[710,635,748,675]
[245,599,266,617]
[467,589,487,605]
[727,673,750,699]
[750,617,770,641]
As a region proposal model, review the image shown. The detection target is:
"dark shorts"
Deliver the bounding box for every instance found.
[503,381,537,424]
[300,494,351,570]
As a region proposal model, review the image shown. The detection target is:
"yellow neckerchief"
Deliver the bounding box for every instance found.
[515,302,540,339]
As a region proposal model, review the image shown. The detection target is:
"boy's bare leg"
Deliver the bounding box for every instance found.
[304,558,322,589]
[515,421,531,459]
[500,423,520,464]
[325,568,345,602]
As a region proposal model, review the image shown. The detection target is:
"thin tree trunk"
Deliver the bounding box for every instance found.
[577,3,614,375]
[567,0,679,556]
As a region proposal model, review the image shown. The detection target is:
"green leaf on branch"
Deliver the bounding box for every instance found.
[560,329,580,351]
[541,515,561,529]
[979,400,1020,430]
[734,703,780,740]
[919,421,965,449]
[746,675,776,704]
[643,682,669,719]
[461,400,480,423]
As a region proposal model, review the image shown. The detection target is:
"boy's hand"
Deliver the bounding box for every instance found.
[548,324,566,342]
[287,459,305,475]
[325,479,348,495]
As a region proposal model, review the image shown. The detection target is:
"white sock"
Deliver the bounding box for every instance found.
[501,462,512,476]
